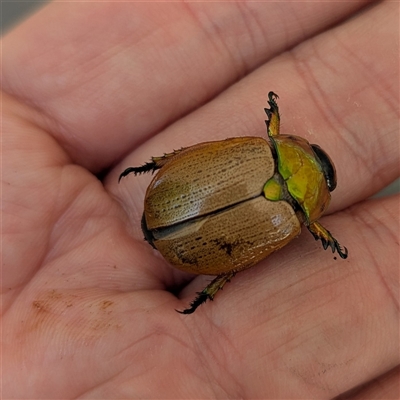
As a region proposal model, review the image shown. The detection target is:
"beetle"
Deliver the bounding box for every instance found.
[119,92,348,314]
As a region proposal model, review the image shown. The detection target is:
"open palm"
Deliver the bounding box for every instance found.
[2,2,399,398]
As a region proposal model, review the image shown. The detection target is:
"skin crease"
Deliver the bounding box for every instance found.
[1,1,399,399]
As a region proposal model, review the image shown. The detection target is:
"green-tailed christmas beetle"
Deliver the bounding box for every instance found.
[119,92,348,314]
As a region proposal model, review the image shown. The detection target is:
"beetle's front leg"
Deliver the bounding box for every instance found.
[177,272,236,314]
[118,148,185,182]
[264,91,280,137]
[308,221,348,259]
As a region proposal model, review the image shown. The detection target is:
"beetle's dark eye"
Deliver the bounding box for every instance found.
[311,144,337,192]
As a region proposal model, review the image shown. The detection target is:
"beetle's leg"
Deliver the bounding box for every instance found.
[264,91,280,137]
[118,149,184,182]
[308,221,348,259]
[176,272,236,315]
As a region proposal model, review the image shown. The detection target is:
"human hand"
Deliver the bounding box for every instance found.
[2,2,398,398]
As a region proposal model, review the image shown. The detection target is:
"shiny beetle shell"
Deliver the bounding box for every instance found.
[146,137,301,275]
[119,92,347,314]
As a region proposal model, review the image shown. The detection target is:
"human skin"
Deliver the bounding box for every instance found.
[1,1,399,398]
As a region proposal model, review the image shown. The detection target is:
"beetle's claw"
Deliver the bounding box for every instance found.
[118,162,158,182]
[176,292,211,315]
[268,91,279,104]
[321,233,348,259]
[335,242,348,259]
[264,92,279,119]
[265,91,281,137]
[176,273,235,315]
[119,149,187,182]
[308,222,348,260]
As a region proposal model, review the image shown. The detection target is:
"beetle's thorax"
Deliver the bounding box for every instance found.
[267,134,332,225]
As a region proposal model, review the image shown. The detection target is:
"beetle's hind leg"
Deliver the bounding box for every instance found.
[308,221,348,259]
[177,272,236,315]
[118,148,185,182]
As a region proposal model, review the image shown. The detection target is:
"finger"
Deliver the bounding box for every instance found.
[1,93,72,305]
[2,1,372,171]
[1,85,173,296]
